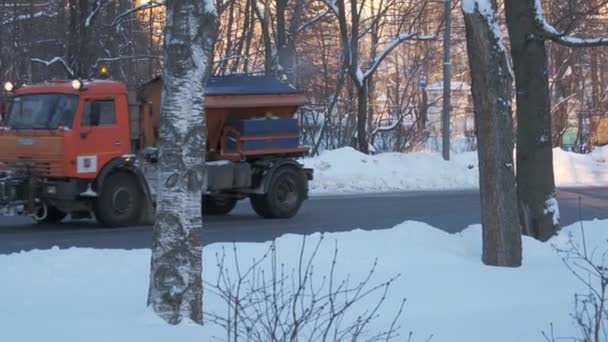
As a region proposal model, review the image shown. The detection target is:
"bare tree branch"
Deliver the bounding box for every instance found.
[296,8,330,34]
[363,33,436,82]
[111,1,165,27]
[31,57,75,78]
[534,0,608,47]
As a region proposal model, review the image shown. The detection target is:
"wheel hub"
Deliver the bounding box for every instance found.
[276,178,297,208]
[111,187,133,215]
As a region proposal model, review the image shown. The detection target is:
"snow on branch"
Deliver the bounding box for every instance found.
[533,0,608,47]
[112,1,165,27]
[253,0,266,21]
[1,11,56,26]
[362,33,436,82]
[321,0,339,16]
[31,57,75,78]
[372,116,404,136]
[85,0,106,28]
[296,8,330,33]
[92,55,160,68]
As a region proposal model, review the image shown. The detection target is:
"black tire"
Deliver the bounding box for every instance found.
[31,203,67,224]
[250,167,306,219]
[202,195,238,216]
[93,172,143,227]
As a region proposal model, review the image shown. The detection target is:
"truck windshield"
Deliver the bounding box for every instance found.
[6,94,78,130]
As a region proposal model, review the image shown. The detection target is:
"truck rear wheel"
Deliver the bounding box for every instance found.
[94,172,143,227]
[31,202,67,224]
[250,167,306,219]
[202,195,237,216]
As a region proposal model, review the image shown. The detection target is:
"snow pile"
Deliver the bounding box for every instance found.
[1,219,607,342]
[301,146,608,194]
[553,145,608,187]
[301,147,479,193]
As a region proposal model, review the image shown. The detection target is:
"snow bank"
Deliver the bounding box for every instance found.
[2,220,607,342]
[301,147,479,193]
[302,146,608,194]
[553,146,608,187]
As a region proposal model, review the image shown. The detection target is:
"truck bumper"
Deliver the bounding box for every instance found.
[0,176,28,216]
[0,176,90,217]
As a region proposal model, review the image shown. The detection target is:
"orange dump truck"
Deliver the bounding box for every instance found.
[0,75,312,226]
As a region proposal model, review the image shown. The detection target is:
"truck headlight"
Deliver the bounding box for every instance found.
[71,79,83,90]
[3,82,13,92]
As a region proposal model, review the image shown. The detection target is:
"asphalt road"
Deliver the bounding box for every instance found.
[0,188,606,255]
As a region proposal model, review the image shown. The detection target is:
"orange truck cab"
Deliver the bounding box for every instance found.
[0,75,312,226]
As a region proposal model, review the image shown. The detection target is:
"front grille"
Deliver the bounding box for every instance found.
[3,159,63,177]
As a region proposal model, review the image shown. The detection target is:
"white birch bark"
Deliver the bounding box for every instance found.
[147,0,219,325]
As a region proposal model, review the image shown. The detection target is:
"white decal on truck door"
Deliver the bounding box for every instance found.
[77,155,98,173]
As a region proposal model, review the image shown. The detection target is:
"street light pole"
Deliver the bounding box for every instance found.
[442,0,452,161]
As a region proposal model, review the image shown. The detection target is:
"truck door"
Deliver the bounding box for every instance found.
[75,97,128,178]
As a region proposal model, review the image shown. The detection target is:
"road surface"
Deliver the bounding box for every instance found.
[0,188,606,254]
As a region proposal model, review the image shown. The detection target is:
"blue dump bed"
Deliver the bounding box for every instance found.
[238,118,298,135]
[237,118,299,151]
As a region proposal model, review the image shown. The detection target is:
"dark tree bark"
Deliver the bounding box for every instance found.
[67,0,79,76]
[254,0,273,76]
[276,0,289,76]
[147,0,219,325]
[218,0,235,73]
[77,0,89,77]
[504,0,559,241]
[356,83,369,153]
[591,49,600,112]
[231,0,252,72]
[463,0,522,267]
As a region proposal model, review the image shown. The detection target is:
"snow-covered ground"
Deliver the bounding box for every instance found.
[302,146,608,194]
[1,219,606,342]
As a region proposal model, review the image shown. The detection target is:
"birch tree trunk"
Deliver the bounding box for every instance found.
[462,0,522,267]
[504,0,559,241]
[147,0,219,325]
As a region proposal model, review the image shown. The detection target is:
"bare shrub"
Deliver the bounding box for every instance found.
[544,214,608,342]
[204,234,421,342]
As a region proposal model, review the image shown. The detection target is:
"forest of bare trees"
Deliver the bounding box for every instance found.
[1,0,606,156]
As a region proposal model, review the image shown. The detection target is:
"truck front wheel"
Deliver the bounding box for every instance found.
[250,167,306,219]
[94,172,143,227]
[202,195,237,216]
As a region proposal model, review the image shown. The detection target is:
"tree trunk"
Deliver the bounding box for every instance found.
[463,0,522,267]
[276,0,289,79]
[591,49,600,113]
[67,0,79,75]
[147,0,219,325]
[357,83,369,154]
[242,0,255,73]
[218,0,235,74]
[504,0,560,241]
[77,0,89,78]
[255,0,273,76]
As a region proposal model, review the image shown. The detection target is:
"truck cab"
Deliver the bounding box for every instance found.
[0,76,312,226]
